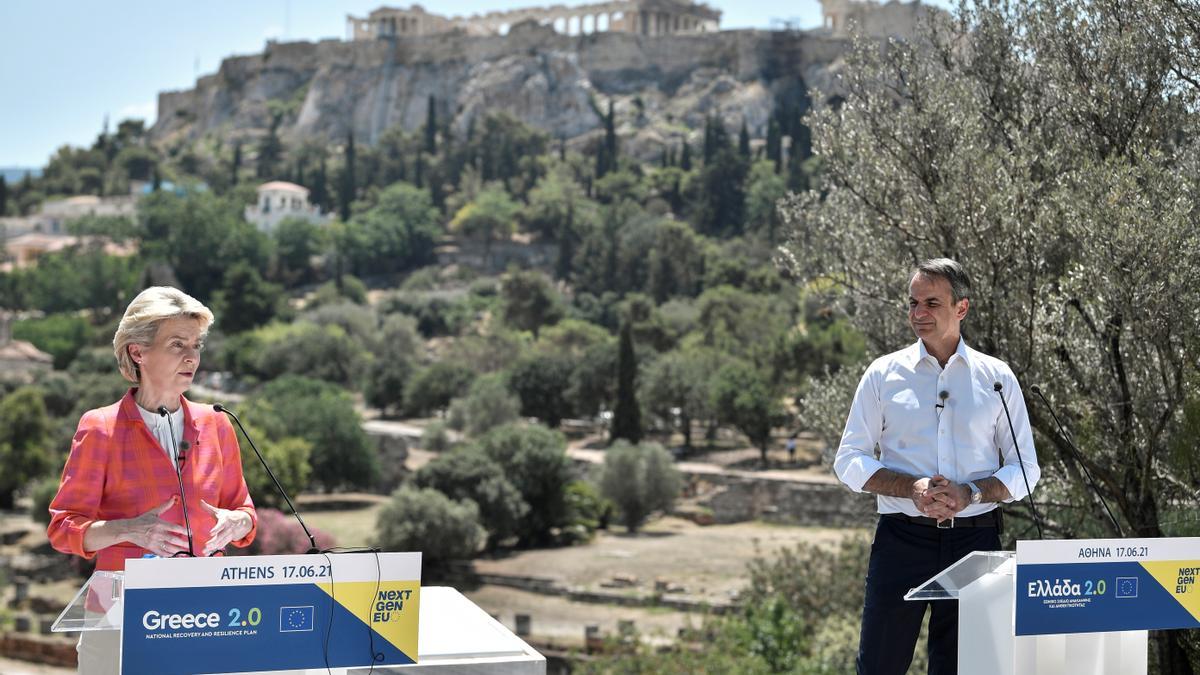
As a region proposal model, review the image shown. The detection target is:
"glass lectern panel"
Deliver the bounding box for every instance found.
[904,550,1014,601]
[51,570,125,632]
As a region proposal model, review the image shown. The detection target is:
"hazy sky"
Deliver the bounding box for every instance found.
[0,0,953,168]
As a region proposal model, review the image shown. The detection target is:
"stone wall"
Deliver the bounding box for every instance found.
[690,473,877,528]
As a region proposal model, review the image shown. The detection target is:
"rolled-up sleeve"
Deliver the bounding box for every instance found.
[47,411,108,559]
[216,414,257,548]
[833,365,886,492]
[991,371,1040,501]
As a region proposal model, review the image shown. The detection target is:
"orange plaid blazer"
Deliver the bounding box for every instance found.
[48,389,258,570]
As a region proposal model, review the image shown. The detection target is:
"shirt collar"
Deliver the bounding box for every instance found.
[912,337,971,368]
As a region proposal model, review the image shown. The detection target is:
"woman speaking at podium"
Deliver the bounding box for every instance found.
[46,286,259,674]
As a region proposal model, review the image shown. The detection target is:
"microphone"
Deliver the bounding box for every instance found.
[1030,385,1124,537]
[935,390,948,410]
[993,383,1043,539]
[213,403,320,554]
[158,406,195,557]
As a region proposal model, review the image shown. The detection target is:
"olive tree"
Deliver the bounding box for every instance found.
[781,2,1200,668]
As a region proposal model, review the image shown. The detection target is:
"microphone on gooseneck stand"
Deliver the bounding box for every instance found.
[158,406,195,557]
[992,383,1044,539]
[1030,385,1125,538]
[213,403,320,554]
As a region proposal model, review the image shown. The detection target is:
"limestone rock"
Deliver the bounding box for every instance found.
[151,29,857,157]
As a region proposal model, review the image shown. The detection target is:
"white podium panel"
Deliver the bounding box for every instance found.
[909,550,1148,675]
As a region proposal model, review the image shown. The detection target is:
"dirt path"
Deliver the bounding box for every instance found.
[474,517,858,598]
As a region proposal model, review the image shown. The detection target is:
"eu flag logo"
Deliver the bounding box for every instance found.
[1115,577,1138,598]
[280,605,315,632]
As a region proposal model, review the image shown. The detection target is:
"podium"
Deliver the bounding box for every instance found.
[53,553,545,674]
[907,537,1200,675]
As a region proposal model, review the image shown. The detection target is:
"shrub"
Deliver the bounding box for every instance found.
[413,449,527,547]
[473,423,574,546]
[29,474,61,526]
[374,486,485,568]
[234,508,337,556]
[456,374,521,437]
[599,441,681,533]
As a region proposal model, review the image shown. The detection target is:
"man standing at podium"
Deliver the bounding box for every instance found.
[833,258,1039,675]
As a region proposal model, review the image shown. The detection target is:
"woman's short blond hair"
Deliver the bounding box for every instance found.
[113,287,215,383]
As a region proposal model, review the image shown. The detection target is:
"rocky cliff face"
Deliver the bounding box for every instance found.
[151,24,851,159]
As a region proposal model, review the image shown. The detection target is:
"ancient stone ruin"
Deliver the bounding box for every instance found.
[346,0,721,40]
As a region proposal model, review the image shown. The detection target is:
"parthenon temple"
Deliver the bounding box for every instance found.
[346,0,721,40]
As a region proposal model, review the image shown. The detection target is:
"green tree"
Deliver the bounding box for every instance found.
[499,269,563,338]
[425,95,438,155]
[413,448,528,547]
[249,376,377,492]
[365,315,422,415]
[237,425,313,511]
[138,190,269,303]
[472,423,574,546]
[711,361,784,467]
[744,159,788,246]
[522,166,595,278]
[599,441,680,533]
[507,352,574,428]
[340,182,442,277]
[0,387,53,509]
[254,322,368,386]
[211,262,283,334]
[610,321,642,444]
[272,216,325,287]
[12,314,94,370]
[230,141,242,187]
[451,373,521,437]
[375,487,485,569]
[692,145,749,237]
[640,348,716,453]
[338,131,356,222]
[784,7,1200,665]
[257,108,285,179]
[449,185,519,264]
[404,361,475,416]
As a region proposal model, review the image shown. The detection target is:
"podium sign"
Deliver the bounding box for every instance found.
[121,552,420,674]
[1015,538,1200,636]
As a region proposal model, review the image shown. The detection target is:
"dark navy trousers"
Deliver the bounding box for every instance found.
[856,516,1001,675]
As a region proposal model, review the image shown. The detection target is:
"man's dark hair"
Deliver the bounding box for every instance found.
[912,258,971,303]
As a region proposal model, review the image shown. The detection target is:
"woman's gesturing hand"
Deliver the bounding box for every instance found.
[123,496,191,557]
[200,499,252,556]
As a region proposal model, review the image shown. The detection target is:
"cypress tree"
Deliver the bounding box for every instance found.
[313,156,329,212]
[738,120,751,159]
[340,131,357,222]
[425,95,438,155]
[611,321,642,444]
[231,142,242,187]
[604,99,618,169]
[0,176,7,216]
[680,142,692,171]
[766,117,782,173]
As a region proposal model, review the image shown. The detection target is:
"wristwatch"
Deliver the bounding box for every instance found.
[967,481,982,505]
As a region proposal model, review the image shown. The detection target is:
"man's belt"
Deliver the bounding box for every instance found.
[883,510,1001,529]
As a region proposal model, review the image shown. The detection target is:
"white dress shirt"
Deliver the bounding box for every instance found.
[834,339,1039,517]
[137,404,184,465]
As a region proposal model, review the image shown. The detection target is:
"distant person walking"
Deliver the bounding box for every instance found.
[785,434,797,464]
[833,258,1039,674]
